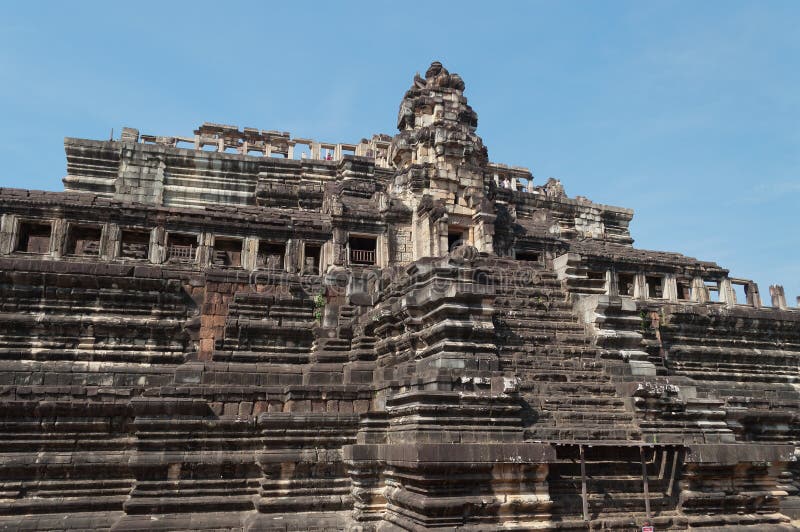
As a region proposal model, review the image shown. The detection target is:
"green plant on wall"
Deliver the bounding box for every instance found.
[639,309,652,331]
[313,292,325,322]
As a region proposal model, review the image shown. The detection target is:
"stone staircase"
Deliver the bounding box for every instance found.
[214,291,315,363]
[548,444,681,524]
[576,295,658,377]
[0,263,194,365]
[658,305,800,383]
[488,258,641,442]
[655,305,800,443]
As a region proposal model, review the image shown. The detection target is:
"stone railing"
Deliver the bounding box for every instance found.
[553,252,799,311]
[488,164,569,201]
[122,124,393,168]
[350,249,376,265]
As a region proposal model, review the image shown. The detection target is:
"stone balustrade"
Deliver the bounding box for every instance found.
[129,124,394,168]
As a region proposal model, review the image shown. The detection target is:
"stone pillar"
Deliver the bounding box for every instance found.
[286,141,294,160]
[412,212,431,260]
[769,285,788,309]
[320,239,333,273]
[691,277,707,303]
[311,142,321,160]
[377,234,389,268]
[607,269,618,296]
[0,214,17,255]
[663,273,678,302]
[102,223,120,260]
[242,236,259,271]
[284,239,297,273]
[719,278,736,307]
[50,218,68,258]
[197,232,213,268]
[746,282,762,308]
[434,217,448,257]
[332,228,347,267]
[149,226,166,264]
[472,211,496,255]
[633,272,647,300]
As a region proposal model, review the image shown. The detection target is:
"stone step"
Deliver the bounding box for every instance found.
[526,427,640,441]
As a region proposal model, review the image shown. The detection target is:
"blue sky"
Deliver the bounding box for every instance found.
[1,1,798,301]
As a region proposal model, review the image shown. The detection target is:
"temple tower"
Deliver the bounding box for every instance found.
[388,61,496,259]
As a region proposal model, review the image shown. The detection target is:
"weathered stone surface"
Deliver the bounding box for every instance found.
[0,62,798,530]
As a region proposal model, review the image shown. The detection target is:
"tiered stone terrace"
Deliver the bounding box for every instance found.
[0,62,798,531]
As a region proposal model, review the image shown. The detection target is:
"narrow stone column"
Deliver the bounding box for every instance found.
[149,226,166,264]
[50,218,68,258]
[242,237,259,271]
[196,232,213,268]
[284,239,297,273]
[607,269,618,296]
[377,234,389,268]
[633,272,647,300]
[746,282,762,308]
[719,278,736,307]
[0,213,17,255]
[102,223,120,260]
[691,277,708,303]
[769,285,787,309]
[663,273,678,302]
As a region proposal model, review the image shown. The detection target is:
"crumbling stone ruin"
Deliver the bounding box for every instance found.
[0,62,798,531]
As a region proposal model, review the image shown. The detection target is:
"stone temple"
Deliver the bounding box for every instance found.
[0,62,798,531]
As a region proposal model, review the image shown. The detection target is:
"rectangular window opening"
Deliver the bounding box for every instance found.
[646,275,664,298]
[120,230,150,260]
[732,283,748,305]
[448,226,468,251]
[587,270,606,281]
[587,270,607,293]
[293,144,311,160]
[303,244,322,275]
[16,221,51,254]
[257,241,285,270]
[618,273,635,297]
[167,233,197,263]
[349,236,377,265]
[66,226,102,256]
[447,232,462,251]
[676,280,692,300]
[705,280,720,302]
[516,251,540,262]
[213,238,242,267]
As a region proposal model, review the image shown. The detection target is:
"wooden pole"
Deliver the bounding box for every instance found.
[580,445,589,522]
[640,445,651,518]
